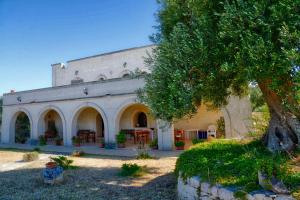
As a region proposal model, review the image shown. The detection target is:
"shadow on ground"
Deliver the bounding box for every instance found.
[0,166,177,200]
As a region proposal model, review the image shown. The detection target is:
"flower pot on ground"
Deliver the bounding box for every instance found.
[149,138,158,150]
[72,136,80,147]
[116,131,126,148]
[175,141,185,150]
[98,138,105,148]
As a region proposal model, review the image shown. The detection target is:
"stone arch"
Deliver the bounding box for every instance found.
[71,102,108,143]
[114,99,155,132]
[37,105,67,144]
[9,108,33,143]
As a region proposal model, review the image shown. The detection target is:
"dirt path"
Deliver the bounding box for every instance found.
[0,151,178,200]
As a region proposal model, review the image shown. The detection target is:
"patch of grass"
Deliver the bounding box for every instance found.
[234,190,248,200]
[175,139,300,195]
[136,152,154,159]
[33,147,41,152]
[119,163,147,177]
[50,156,78,170]
[23,151,39,162]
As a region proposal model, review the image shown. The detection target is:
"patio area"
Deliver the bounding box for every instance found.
[0,143,182,158]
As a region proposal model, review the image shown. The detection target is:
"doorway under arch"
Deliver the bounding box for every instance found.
[38,109,65,145]
[117,103,157,148]
[14,112,31,144]
[72,107,105,146]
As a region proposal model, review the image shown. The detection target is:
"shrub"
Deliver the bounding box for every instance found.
[33,147,41,152]
[217,117,225,138]
[175,140,300,195]
[149,138,158,149]
[120,163,146,177]
[50,156,77,170]
[116,131,126,144]
[137,151,153,159]
[192,138,205,145]
[71,150,85,157]
[39,135,47,146]
[23,151,39,162]
[72,136,80,145]
[175,141,185,147]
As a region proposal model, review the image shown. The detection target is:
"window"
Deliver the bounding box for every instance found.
[122,73,130,78]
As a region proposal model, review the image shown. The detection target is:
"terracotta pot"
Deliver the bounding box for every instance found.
[46,162,57,169]
[99,143,105,148]
[176,146,184,150]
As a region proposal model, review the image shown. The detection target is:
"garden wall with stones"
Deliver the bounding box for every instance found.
[177,174,295,200]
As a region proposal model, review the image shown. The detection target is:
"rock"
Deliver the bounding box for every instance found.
[201,182,211,195]
[258,171,290,194]
[218,187,235,200]
[187,176,201,188]
[274,195,296,200]
[211,185,220,198]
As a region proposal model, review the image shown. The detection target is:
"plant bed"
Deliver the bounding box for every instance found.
[175,139,300,198]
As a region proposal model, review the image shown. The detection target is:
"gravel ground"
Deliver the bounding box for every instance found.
[0,151,178,200]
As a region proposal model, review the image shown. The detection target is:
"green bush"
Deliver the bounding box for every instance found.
[217,117,225,138]
[175,141,185,147]
[33,147,41,152]
[175,139,300,194]
[137,151,153,159]
[191,138,205,145]
[149,138,158,148]
[39,135,47,146]
[116,131,126,144]
[23,151,39,162]
[50,156,77,170]
[120,163,146,177]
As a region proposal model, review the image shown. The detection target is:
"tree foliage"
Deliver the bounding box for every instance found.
[0,97,2,126]
[141,0,300,151]
[141,0,300,123]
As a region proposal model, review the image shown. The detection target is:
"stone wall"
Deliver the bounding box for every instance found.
[52,45,154,87]
[177,174,295,200]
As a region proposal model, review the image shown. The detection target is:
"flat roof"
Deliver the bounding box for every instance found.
[52,44,156,65]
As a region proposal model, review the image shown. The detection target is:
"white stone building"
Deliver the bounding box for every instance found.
[0,45,252,150]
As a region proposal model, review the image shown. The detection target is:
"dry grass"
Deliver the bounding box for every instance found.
[0,150,178,200]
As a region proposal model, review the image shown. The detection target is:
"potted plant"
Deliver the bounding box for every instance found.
[175,141,185,150]
[98,138,105,148]
[55,136,63,146]
[72,136,80,147]
[39,135,47,146]
[116,131,126,148]
[149,138,158,150]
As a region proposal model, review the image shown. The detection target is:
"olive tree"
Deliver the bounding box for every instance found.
[141,0,300,152]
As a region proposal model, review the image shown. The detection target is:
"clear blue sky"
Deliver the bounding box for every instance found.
[0,0,158,95]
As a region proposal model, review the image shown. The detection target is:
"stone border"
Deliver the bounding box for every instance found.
[177,173,295,200]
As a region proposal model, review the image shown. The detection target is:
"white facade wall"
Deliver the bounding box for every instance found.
[1,46,252,150]
[52,45,154,87]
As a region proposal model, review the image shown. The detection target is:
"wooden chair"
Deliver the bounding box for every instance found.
[207,125,217,138]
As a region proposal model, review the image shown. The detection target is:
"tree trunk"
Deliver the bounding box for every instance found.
[258,81,300,152]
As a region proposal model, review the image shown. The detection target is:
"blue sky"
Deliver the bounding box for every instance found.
[0,0,158,95]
